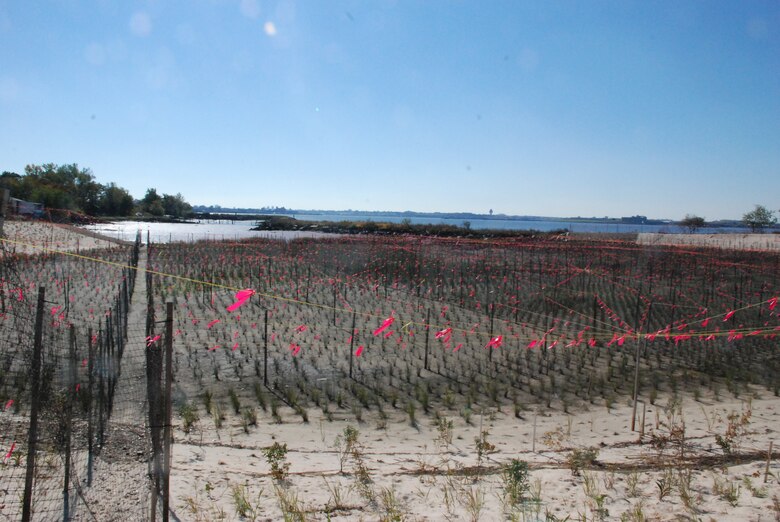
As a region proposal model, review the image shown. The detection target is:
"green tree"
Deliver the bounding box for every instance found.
[161,192,192,218]
[742,204,777,232]
[680,214,706,233]
[3,163,138,218]
[100,183,135,216]
[142,188,164,216]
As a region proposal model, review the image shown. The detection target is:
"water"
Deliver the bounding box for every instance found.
[286,213,749,234]
[84,220,331,244]
[85,216,751,244]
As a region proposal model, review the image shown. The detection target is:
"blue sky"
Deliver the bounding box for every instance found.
[1,1,778,220]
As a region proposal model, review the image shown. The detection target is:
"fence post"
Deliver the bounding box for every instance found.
[87,328,94,485]
[349,311,356,380]
[63,326,77,521]
[424,308,430,371]
[162,302,174,522]
[22,286,45,522]
[263,309,269,387]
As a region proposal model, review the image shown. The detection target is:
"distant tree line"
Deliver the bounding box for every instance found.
[679,205,777,233]
[0,163,192,219]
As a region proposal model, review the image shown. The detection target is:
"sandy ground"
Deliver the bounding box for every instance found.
[1,219,128,254]
[638,233,780,252]
[160,388,780,521]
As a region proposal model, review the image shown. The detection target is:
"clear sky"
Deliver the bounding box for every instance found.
[1,1,778,220]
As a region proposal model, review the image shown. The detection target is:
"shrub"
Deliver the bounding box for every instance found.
[566,447,599,476]
[503,459,530,506]
[262,442,290,481]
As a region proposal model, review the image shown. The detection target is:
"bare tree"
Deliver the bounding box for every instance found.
[680,214,706,233]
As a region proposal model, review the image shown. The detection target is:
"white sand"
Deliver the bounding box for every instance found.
[638,233,780,251]
[164,389,780,521]
[1,219,126,255]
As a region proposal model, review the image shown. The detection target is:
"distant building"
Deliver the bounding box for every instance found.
[8,197,44,218]
[620,215,648,225]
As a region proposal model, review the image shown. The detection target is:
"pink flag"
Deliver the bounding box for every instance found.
[207,319,220,329]
[769,297,778,311]
[373,317,395,336]
[4,399,12,411]
[4,442,15,462]
[295,325,307,333]
[227,289,255,312]
[355,345,364,357]
[723,310,735,322]
[435,327,452,343]
[146,335,161,347]
[485,335,503,349]
[231,342,239,351]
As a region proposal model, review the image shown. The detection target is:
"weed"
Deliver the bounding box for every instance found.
[334,425,360,474]
[434,416,453,449]
[254,382,267,411]
[241,406,257,433]
[179,402,199,434]
[503,459,530,506]
[656,469,674,500]
[231,483,261,521]
[461,486,485,522]
[228,387,241,414]
[211,401,224,429]
[262,442,290,482]
[625,471,640,498]
[322,478,350,514]
[274,485,307,521]
[619,500,646,522]
[406,401,417,427]
[742,476,767,498]
[715,405,751,455]
[379,486,406,521]
[677,469,699,514]
[201,389,213,413]
[566,447,599,476]
[474,429,497,468]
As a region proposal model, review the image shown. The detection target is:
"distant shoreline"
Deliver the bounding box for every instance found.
[250,214,577,239]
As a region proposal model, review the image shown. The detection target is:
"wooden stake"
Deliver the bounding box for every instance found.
[22,287,45,522]
[765,440,773,484]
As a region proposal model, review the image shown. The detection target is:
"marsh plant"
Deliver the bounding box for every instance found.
[178,402,199,434]
[335,425,360,474]
[502,459,530,507]
[474,429,497,468]
[566,447,599,476]
[715,405,751,455]
[434,416,453,449]
[262,442,290,482]
[231,483,262,521]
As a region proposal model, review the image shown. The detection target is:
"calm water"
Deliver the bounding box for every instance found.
[85,216,750,244]
[84,220,330,244]
[287,213,748,234]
